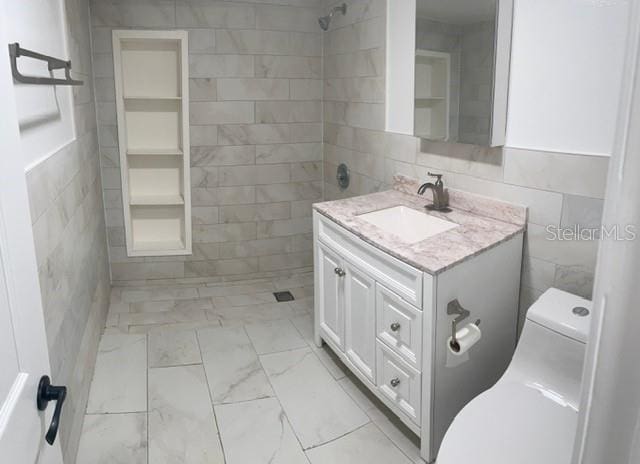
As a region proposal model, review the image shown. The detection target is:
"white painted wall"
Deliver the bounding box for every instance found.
[3,0,75,170]
[505,0,629,156]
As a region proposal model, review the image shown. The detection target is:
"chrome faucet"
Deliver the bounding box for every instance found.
[417,172,450,211]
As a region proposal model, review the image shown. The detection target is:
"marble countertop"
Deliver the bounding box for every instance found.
[313,175,527,275]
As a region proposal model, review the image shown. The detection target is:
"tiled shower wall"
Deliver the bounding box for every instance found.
[322,0,607,312]
[24,0,111,461]
[91,0,324,282]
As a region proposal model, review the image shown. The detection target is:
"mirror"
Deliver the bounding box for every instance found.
[414,0,507,146]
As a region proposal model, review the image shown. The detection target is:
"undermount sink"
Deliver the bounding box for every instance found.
[358,206,458,244]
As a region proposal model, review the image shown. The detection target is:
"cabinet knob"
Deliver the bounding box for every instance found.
[390,322,401,332]
[390,378,401,388]
[334,267,346,277]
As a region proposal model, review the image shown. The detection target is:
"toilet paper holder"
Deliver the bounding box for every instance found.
[447,299,481,352]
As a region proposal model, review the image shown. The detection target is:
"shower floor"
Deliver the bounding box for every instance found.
[76,272,423,464]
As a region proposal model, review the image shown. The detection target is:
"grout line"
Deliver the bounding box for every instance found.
[195,329,228,464]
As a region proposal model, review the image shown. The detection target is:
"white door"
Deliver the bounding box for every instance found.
[317,242,345,349]
[344,261,376,382]
[0,12,64,464]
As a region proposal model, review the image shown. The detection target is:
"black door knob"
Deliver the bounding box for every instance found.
[36,375,67,445]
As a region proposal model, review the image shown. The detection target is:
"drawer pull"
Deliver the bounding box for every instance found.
[334,267,346,277]
[390,378,401,388]
[390,322,401,332]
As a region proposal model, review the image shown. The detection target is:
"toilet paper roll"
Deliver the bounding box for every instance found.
[445,323,481,368]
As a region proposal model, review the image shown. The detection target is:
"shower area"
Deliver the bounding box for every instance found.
[64,0,418,463]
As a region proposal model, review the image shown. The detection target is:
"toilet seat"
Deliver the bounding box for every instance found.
[437,381,579,464]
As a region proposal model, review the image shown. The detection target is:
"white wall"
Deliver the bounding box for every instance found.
[3,0,75,170]
[505,0,629,156]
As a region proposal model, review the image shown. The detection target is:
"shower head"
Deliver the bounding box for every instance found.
[318,3,347,31]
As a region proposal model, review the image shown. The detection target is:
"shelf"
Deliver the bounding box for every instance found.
[130,194,184,206]
[127,148,183,156]
[132,239,185,253]
[114,30,191,258]
[124,96,181,102]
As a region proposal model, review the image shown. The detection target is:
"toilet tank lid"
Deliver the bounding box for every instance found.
[526,288,592,343]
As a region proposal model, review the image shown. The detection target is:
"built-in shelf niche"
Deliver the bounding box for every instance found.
[415,49,450,141]
[113,30,191,257]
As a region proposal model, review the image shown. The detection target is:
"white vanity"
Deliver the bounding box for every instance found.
[313,176,526,462]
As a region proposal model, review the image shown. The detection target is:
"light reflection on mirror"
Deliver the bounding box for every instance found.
[414,0,497,146]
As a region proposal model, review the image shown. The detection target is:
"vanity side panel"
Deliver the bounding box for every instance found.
[420,271,436,462]
[430,233,523,459]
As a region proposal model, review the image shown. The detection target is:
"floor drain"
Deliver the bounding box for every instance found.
[274,291,295,302]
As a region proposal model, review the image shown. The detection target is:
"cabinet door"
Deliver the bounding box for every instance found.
[317,242,345,349]
[344,260,376,382]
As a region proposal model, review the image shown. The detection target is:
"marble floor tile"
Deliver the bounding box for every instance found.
[215,398,309,464]
[130,297,213,313]
[197,326,274,404]
[289,314,314,345]
[128,320,221,334]
[198,281,276,297]
[120,286,200,303]
[207,302,300,326]
[76,413,147,464]
[289,314,349,379]
[366,408,423,463]
[245,319,308,354]
[226,291,278,306]
[260,347,369,449]
[338,373,380,414]
[86,333,146,413]
[148,365,225,464]
[120,308,208,327]
[148,329,202,367]
[305,423,412,464]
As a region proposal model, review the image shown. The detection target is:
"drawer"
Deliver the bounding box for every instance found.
[314,211,423,308]
[376,341,421,426]
[376,283,422,370]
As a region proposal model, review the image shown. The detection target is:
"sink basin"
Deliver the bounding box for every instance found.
[358,206,458,244]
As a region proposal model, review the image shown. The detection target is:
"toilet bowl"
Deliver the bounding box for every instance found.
[436,288,592,464]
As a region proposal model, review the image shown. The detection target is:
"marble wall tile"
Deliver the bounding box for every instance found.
[190,101,255,125]
[290,79,323,100]
[76,413,147,464]
[256,56,322,78]
[215,398,309,464]
[256,101,322,123]
[255,4,320,32]
[218,237,292,258]
[188,28,216,54]
[503,148,609,198]
[219,202,291,223]
[218,78,289,101]
[191,145,256,166]
[215,29,291,55]
[219,164,291,186]
[148,365,225,463]
[189,54,254,78]
[218,124,291,145]
[197,326,274,403]
[91,1,175,27]
[176,2,256,28]
[260,347,369,449]
[189,78,218,101]
[256,143,322,164]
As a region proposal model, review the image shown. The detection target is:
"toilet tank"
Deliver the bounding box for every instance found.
[503,288,592,410]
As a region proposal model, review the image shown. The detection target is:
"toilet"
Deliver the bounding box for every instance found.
[436,288,592,464]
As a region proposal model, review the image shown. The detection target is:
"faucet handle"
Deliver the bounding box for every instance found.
[427,172,444,186]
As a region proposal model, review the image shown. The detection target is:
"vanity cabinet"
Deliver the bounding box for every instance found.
[313,209,523,462]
